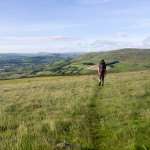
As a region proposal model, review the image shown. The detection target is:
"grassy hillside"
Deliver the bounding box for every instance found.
[0,71,150,149]
[46,49,150,75]
[73,49,150,73]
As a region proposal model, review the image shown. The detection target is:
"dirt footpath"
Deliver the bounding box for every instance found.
[86,65,110,70]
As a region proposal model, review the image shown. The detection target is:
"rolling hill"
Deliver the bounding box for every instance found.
[38,48,150,75]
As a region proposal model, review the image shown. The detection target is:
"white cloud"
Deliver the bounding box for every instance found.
[0,36,78,41]
[113,32,128,38]
[0,45,84,53]
[93,39,117,46]
[1,37,150,53]
[132,20,150,28]
[137,37,150,48]
[143,37,150,43]
[0,46,38,53]
[87,38,150,51]
[0,23,81,33]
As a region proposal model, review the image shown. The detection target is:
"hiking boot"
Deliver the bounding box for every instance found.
[99,82,101,86]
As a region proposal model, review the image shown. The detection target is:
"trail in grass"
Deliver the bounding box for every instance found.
[83,82,104,149]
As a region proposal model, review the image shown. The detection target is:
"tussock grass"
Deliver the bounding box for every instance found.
[0,71,150,149]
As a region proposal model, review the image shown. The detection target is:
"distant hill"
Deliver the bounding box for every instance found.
[48,48,150,75]
[0,49,150,79]
[74,48,150,64]
[0,53,82,79]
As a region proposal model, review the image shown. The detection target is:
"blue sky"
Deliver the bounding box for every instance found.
[0,0,150,53]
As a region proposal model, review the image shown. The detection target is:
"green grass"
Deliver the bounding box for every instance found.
[69,49,150,74]
[107,63,150,73]
[0,71,150,149]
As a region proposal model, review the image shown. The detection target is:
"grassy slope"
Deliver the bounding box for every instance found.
[0,71,150,149]
[66,49,150,74]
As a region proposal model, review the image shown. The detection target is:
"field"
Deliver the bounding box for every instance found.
[0,71,150,149]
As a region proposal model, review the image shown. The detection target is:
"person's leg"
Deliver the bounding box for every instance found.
[102,74,104,86]
[98,75,100,83]
[99,74,102,85]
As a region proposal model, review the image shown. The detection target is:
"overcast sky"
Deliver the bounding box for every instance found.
[0,0,150,53]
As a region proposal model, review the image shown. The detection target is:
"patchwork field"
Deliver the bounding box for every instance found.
[0,71,150,149]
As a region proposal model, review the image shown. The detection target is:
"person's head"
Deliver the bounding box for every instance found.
[100,59,105,64]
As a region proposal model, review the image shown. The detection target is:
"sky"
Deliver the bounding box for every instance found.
[0,0,150,53]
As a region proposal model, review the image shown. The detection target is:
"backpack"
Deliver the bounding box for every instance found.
[99,60,106,73]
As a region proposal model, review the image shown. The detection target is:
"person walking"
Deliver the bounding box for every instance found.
[98,60,106,86]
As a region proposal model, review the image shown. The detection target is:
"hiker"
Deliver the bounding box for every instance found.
[98,60,106,86]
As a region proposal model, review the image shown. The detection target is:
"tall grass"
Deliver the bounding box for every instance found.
[0,71,150,149]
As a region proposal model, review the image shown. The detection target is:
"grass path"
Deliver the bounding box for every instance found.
[84,83,104,149]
